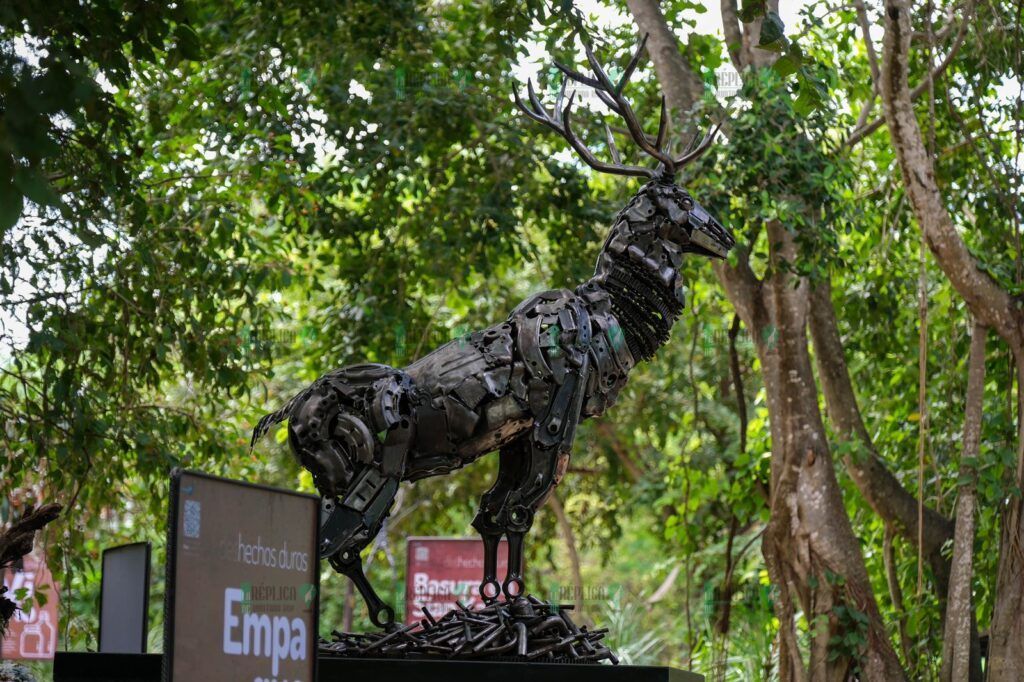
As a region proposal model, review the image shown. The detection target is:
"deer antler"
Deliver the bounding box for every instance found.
[673,123,722,167]
[514,35,720,181]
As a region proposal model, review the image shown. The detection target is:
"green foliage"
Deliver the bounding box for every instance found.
[0,0,1019,678]
[0,1,199,230]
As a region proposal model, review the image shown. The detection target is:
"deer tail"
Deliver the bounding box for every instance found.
[249,386,311,450]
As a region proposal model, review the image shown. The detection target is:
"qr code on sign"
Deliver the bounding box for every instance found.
[183,500,201,539]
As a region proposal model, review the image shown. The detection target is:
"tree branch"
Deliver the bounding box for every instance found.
[879,0,1022,351]
[624,0,706,118]
[595,422,647,482]
[855,0,882,82]
[883,525,914,664]
[548,493,585,618]
[713,245,765,333]
[720,0,747,71]
[847,5,974,148]
[808,280,954,573]
[941,322,986,682]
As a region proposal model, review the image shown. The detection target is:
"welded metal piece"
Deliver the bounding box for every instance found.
[250,37,735,638]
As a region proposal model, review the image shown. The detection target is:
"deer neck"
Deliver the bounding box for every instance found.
[580,193,687,364]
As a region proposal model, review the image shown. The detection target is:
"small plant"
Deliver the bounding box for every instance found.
[0,661,36,682]
[600,588,666,666]
[828,603,869,672]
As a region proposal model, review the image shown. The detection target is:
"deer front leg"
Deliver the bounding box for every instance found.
[472,438,537,601]
[473,355,589,600]
[472,444,527,602]
[498,436,573,600]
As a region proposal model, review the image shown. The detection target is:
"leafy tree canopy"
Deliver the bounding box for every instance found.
[1,0,1020,678]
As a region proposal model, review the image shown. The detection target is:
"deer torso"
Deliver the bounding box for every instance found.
[253,184,703,491]
[404,285,625,478]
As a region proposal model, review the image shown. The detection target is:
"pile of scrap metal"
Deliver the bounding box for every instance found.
[320,595,617,664]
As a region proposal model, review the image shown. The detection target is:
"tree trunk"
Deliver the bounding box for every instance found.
[625,0,908,676]
[809,249,984,682]
[623,0,705,119]
[991,468,1024,682]
[879,1,1018,346]
[717,231,907,680]
[549,493,585,618]
[808,279,954,585]
[0,503,61,637]
[759,224,906,680]
[342,574,355,631]
[0,503,62,569]
[941,322,986,681]
[989,356,1024,681]
[879,2,1024,677]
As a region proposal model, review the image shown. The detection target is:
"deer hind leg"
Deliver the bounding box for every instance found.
[473,354,590,601]
[323,466,400,630]
[288,368,416,630]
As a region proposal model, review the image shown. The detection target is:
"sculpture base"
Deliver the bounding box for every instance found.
[321,657,704,681]
[52,652,704,681]
[321,596,614,663]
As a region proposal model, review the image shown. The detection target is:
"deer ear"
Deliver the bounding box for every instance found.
[666,201,688,224]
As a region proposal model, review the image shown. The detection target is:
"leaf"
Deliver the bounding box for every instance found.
[793,86,820,115]
[174,24,203,61]
[14,167,62,207]
[738,0,767,23]
[758,12,787,51]
[772,53,801,78]
[79,228,106,248]
[772,42,805,80]
[0,180,24,230]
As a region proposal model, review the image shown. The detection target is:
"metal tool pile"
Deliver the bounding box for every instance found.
[320,595,618,664]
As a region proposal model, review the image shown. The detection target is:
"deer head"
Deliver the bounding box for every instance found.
[514,35,735,260]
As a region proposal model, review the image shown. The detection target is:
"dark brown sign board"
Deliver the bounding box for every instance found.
[163,470,320,682]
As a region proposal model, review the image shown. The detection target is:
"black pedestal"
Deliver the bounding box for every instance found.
[53,652,704,681]
[53,652,160,681]
[318,657,704,681]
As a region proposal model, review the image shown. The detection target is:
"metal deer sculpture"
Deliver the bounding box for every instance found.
[251,37,734,629]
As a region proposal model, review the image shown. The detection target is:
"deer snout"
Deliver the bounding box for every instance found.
[687,203,735,259]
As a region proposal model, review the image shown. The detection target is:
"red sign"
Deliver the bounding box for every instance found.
[2,553,59,660]
[405,537,509,625]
